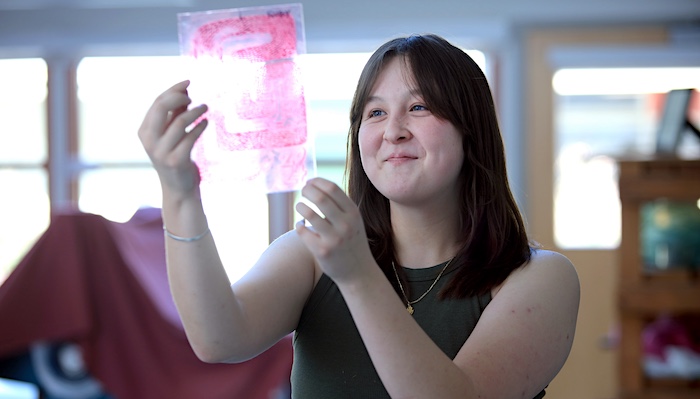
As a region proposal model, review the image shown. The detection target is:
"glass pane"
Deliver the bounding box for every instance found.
[200,183,269,283]
[78,167,162,222]
[301,53,370,172]
[553,67,700,249]
[77,56,190,163]
[0,58,47,164]
[0,169,50,283]
[78,167,269,283]
[308,98,353,162]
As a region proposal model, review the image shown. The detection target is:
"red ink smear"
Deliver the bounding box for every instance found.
[261,146,308,192]
[192,13,306,151]
[182,8,309,191]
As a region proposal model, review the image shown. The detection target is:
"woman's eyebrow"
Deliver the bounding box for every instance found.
[365,95,382,105]
[365,90,423,106]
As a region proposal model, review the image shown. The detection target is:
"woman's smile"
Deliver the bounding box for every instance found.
[385,152,419,164]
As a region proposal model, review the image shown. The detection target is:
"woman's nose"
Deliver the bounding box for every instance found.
[383,113,412,143]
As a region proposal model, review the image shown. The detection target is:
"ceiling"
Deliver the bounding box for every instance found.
[0,0,698,54]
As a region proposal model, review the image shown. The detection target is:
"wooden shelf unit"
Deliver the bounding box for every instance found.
[617,158,700,399]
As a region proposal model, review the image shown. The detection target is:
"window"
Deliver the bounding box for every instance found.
[0,48,487,284]
[76,56,190,221]
[0,58,49,282]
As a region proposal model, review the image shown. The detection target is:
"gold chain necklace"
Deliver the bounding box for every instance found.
[391,257,454,315]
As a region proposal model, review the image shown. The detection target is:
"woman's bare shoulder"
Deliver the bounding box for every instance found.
[491,248,581,326]
[525,248,579,286]
[530,248,575,266]
[491,248,579,298]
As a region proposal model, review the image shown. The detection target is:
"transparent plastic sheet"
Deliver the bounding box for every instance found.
[177,3,314,194]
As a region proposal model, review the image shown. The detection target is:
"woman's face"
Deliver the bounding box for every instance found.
[358,57,464,207]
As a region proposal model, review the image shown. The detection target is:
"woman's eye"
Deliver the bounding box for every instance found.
[368,109,385,118]
[411,104,428,111]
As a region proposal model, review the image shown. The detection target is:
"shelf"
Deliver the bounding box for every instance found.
[621,378,700,398]
[619,280,700,314]
[617,158,700,399]
[620,390,700,399]
[646,377,700,387]
[618,158,700,201]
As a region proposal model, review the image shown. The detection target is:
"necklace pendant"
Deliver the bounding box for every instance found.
[407,305,414,315]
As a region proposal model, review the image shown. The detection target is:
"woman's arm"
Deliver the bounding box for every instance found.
[138,81,316,364]
[453,250,580,397]
[295,177,580,398]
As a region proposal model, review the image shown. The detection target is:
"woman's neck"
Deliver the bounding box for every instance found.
[390,202,461,269]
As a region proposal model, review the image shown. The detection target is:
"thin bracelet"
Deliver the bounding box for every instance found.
[163,226,211,242]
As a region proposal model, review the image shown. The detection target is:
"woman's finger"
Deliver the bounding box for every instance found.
[295,201,331,234]
[156,104,208,154]
[138,80,191,144]
[300,180,345,222]
[171,117,208,160]
[166,103,189,127]
[313,177,356,212]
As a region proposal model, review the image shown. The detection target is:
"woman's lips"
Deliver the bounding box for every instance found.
[386,154,418,163]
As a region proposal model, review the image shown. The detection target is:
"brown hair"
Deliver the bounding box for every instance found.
[346,34,533,298]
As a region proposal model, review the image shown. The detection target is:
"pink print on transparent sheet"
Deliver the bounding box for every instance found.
[178,4,313,193]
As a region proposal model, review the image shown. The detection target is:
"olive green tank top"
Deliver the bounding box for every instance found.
[290,262,546,398]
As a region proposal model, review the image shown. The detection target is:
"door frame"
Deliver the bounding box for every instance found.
[523,25,668,398]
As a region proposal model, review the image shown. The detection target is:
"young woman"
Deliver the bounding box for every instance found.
[138,34,580,398]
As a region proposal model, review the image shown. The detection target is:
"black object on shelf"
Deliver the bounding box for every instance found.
[655,88,700,157]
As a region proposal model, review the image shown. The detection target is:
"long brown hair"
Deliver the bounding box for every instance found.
[346,34,533,298]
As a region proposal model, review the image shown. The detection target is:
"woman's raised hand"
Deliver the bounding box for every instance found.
[138,80,209,196]
[295,178,376,284]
